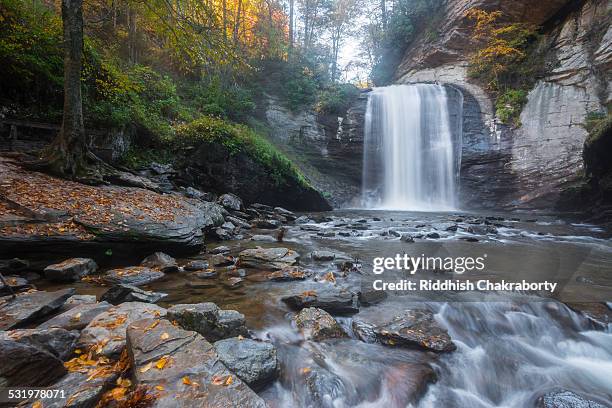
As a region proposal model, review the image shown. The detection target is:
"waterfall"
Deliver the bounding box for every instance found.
[362,84,462,211]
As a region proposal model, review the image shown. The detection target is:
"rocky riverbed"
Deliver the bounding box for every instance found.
[1,158,612,407]
[2,203,612,407]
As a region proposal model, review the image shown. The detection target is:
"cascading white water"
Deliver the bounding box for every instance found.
[362,84,461,211]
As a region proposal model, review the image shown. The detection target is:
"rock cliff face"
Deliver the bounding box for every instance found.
[397,0,611,210]
[265,93,367,207]
[263,0,610,210]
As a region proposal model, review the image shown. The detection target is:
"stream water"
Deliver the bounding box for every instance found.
[50,210,612,408]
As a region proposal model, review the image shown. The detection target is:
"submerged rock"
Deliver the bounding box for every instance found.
[78,302,166,358]
[103,266,165,286]
[250,234,277,242]
[252,218,282,229]
[268,266,310,281]
[375,309,455,352]
[294,307,347,341]
[141,252,179,273]
[101,284,168,305]
[209,245,231,254]
[183,259,209,271]
[167,303,248,342]
[311,250,336,261]
[127,318,266,408]
[537,390,606,408]
[214,337,278,389]
[282,287,360,315]
[0,288,75,330]
[38,301,112,331]
[43,258,98,282]
[238,247,300,270]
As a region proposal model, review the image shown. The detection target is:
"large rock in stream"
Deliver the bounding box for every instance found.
[0,327,78,360]
[38,301,112,331]
[375,309,456,352]
[238,247,300,270]
[294,307,347,341]
[0,158,225,260]
[103,266,165,286]
[167,303,247,342]
[78,302,166,358]
[282,287,360,315]
[0,288,75,330]
[537,390,607,408]
[126,318,266,408]
[0,339,66,387]
[214,338,278,390]
[43,258,98,282]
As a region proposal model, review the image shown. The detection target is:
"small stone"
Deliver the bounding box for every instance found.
[140,252,178,273]
[537,390,606,408]
[375,309,455,352]
[210,253,234,267]
[400,234,415,243]
[268,266,310,281]
[426,232,440,239]
[183,259,209,271]
[252,218,282,229]
[209,245,231,254]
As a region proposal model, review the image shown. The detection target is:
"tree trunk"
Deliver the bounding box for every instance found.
[289,0,294,58]
[222,0,227,39]
[233,0,242,45]
[127,7,137,64]
[46,0,88,177]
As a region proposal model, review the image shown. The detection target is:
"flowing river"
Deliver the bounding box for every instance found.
[43,209,612,407]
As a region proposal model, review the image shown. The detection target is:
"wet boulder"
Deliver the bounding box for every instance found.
[0,327,78,361]
[141,252,179,273]
[0,275,30,295]
[294,308,347,341]
[0,339,66,386]
[282,287,360,315]
[351,320,378,343]
[218,193,243,211]
[103,266,165,287]
[375,309,455,352]
[167,303,248,343]
[537,390,606,408]
[210,254,235,267]
[38,301,112,331]
[227,216,252,230]
[0,288,75,330]
[214,338,278,390]
[27,370,118,408]
[126,318,266,408]
[78,302,166,358]
[268,266,311,282]
[100,284,168,305]
[311,251,336,261]
[238,247,300,270]
[43,258,98,282]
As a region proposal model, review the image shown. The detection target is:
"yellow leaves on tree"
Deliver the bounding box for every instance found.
[464,8,536,90]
